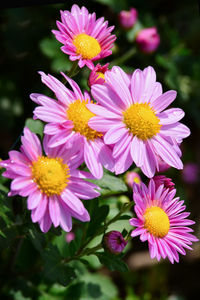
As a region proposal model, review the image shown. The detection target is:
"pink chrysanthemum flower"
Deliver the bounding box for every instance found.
[153,175,175,191]
[89,66,190,177]
[129,179,198,263]
[0,128,100,233]
[30,72,114,179]
[52,4,116,69]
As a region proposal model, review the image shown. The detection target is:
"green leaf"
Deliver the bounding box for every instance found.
[86,202,109,237]
[25,118,44,138]
[42,245,76,286]
[96,252,129,272]
[87,282,102,298]
[64,282,85,300]
[91,173,127,194]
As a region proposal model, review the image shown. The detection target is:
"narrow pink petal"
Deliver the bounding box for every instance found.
[31,194,48,223]
[11,177,33,191]
[86,103,121,119]
[92,138,115,172]
[158,108,185,125]
[68,179,100,199]
[115,143,133,174]
[152,135,183,169]
[151,91,177,113]
[61,189,85,215]
[131,227,145,237]
[84,140,103,179]
[141,141,157,178]
[160,123,190,139]
[131,69,145,103]
[58,200,72,232]
[88,116,118,132]
[39,210,52,233]
[130,136,145,167]
[104,124,127,145]
[113,133,132,158]
[49,195,60,227]
[27,189,42,210]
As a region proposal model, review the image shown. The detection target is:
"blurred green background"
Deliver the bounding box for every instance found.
[0,0,200,299]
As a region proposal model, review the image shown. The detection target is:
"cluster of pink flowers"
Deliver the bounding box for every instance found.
[0,4,198,264]
[118,7,160,53]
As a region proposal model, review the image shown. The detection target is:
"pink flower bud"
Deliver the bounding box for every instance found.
[103,231,127,254]
[118,8,138,29]
[153,175,175,191]
[88,63,109,87]
[136,27,160,53]
[182,163,199,184]
[125,171,141,189]
[65,232,75,243]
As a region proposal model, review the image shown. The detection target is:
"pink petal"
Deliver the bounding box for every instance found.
[130,136,145,167]
[84,140,103,179]
[151,90,177,113]
[104,124,127,145]
[49,195,60,227]
[61,189,85,215]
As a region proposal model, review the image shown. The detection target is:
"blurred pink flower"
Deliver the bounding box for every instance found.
[52,4,116,69]
[129,179,198,263]
[103,231,127,254]
[66,232,75,243]
[89,66,190,178]
[118,8,138,29]
[0,128,100,233]
[136,27,160,53]
[88,63,109,87]
[182,163,199,184]
[125,171,141,188]
[153,175,175,191]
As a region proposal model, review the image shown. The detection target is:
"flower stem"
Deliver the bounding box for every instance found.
[67,61,79,78]
[110,47,136,67]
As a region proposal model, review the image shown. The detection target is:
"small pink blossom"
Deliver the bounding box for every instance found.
[66,232,75,243]
[136,27,160,53]
[118,8,138,29]
[125,171,141,188]
[88,63,109,87]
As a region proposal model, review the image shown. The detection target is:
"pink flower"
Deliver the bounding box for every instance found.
[103,231,127,254]
[0,128,100,233]
[129,179,198,263]
[182,163,199,184]
[89,66,190,178]
[118,8,138,29]
[52,4,116,70]
[136,27,160,53]
[88,63,109,87]
[30,72,114,179]
[125,171,141,188]
[153,175,175,191]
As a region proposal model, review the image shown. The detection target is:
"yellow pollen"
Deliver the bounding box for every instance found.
[73,33,101,60]
[123,103,161,140]
[31,156,70,196]
[144,206,170,238]
[133,177,140,184]
[67,99,102,140]
[96,72,105,80]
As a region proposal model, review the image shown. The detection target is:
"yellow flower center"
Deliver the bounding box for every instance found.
[133,177,140,184]
[31,156,70,196]
[144,206,170,238]
[73,33,101,60]
[67,99,102,140]
[96,72,105,80]
[123,103,161,140]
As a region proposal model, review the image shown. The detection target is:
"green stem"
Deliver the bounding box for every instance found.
[67,61,79,78]
[110,47,137,67]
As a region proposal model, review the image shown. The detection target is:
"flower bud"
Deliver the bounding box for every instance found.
[136,27,160,53]
[65,232,75,243]
[88,63,109,87]
[118,8,138,29]
[125,171,141,189]
[153,175,175,191]
[103,231,127,254]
